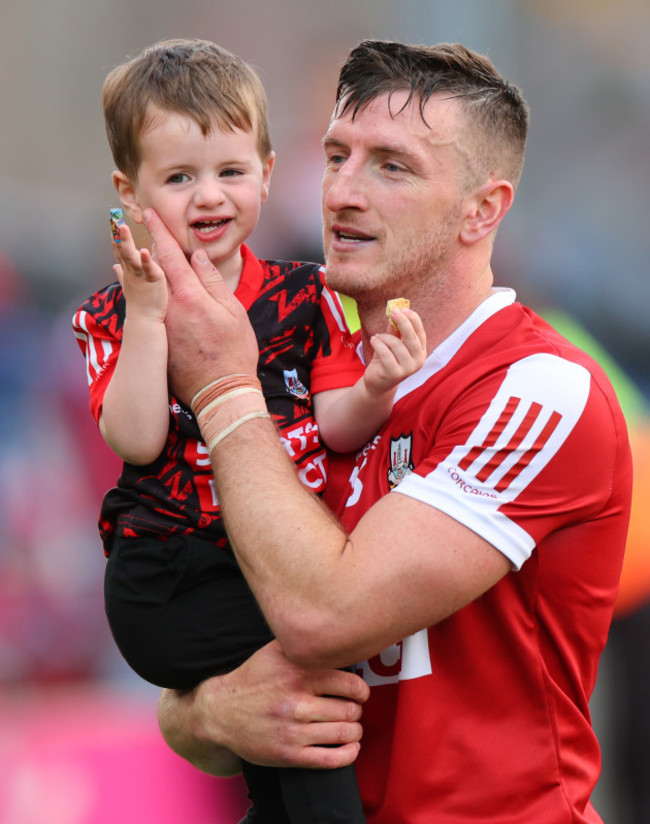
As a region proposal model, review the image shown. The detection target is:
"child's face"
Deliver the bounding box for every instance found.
[115,109,274,285]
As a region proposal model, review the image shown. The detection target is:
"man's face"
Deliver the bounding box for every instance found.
[321,91,467,305]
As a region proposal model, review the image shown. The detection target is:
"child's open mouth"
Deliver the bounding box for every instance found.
[191,218,232,242]
[192,218,230,233]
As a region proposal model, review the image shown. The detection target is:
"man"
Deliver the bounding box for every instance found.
[152,40,632,822]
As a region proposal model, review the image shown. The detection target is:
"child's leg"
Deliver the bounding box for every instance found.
[105,534,366,821]
[238,763,367,824]
[279,765,367,823]
[104,534,275,688]
[239,762,291,824]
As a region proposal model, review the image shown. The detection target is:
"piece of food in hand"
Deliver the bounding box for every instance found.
[109,208,127,242]
[386,298,411,330]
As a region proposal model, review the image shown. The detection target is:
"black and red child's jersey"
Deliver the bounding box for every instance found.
[72,244,363,554]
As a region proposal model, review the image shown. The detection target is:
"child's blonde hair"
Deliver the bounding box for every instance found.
[102,38,272,182]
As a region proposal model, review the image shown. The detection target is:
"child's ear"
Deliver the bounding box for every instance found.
[112,171,144,224]
[459,179,514,245]
[260,151,276,204]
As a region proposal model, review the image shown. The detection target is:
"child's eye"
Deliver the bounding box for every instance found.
[167,172,190,184]
[220,168,243,178]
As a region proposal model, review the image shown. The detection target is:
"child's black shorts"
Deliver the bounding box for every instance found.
[104,533,274,689]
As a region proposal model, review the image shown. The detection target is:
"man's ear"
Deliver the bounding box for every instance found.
[460,179,514,245]
[112,170,144,224]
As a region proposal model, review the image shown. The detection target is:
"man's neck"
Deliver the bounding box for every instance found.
[357,265,494,363]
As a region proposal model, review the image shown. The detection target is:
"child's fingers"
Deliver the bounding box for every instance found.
[112,233,162,285]
[368,334,406,376]
[109,208,127,243]
[138,247,166,284]
[113,226,137,255]
[108,211,165,288]
[110,213,132,249]
[388,309,426,356]
[112,224,140,268]
[371,330,425,375]
[372,330,416,360]
[111,221,127,245]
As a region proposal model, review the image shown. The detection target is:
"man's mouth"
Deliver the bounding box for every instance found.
[334,227,374,243]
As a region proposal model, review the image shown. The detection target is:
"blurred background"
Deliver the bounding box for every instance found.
[1,0,649,821]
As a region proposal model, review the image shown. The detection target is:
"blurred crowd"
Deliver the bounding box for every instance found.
[0,251,119,687]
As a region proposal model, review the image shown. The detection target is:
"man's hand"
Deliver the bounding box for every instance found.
[157,641,369,775]
[143,209,259,405]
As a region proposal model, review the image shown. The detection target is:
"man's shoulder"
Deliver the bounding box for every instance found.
[502,304,625,410]
[449,303,629,462]
[400,301,622,423]
[469,301,612,382]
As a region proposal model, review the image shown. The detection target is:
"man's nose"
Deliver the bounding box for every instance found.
[323,162,368,213]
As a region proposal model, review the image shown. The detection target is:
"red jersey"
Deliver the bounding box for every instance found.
[73,245,363,553]
[325,289,632,823]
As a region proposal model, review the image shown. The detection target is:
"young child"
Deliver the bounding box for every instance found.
[72,39,425,824]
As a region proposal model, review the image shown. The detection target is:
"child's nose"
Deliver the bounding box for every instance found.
[194,177,225,207]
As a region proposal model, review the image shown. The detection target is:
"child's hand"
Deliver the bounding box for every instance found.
[111,216,168,323]
[363,307,427,396]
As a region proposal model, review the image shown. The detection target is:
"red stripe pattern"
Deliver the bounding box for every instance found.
[458,396,563,493]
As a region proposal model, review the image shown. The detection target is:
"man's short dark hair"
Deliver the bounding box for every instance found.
[336,40,529,189]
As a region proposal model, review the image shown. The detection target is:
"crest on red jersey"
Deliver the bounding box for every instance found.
[387,433,414,489]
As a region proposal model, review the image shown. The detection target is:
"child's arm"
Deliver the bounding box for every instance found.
[99,220,170,465]
[314,307,426,453]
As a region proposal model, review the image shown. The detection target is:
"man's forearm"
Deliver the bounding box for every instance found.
[205,397,510,670]
[192,374,436,669]
[206,408,354,665]
[157,688,243,777]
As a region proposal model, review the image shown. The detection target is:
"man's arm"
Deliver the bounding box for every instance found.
[150,210,511,668]
[205,423,509,667]
[157,641,369,774]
